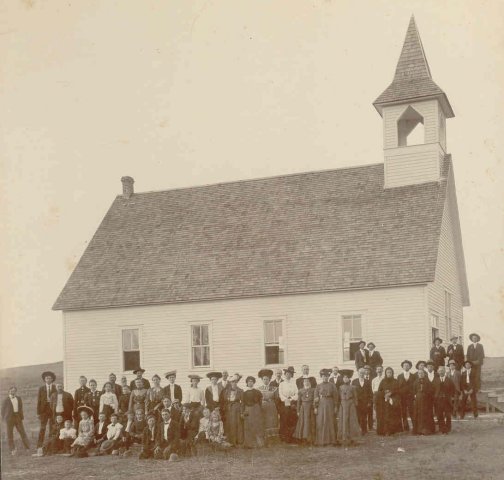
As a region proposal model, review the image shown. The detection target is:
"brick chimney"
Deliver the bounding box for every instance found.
[121,176,134,198]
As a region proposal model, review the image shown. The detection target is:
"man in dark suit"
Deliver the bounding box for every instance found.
[139,413,160,459]
[366,343,383,377]
[94,412,110,449]
[460,360,478,419]
[130,368,151,390]
[295,365,317,389]
[354,341,369,371]
[351,368,373,434]
[447,360,461,418]
[50,383,74,422]
[36,370,57,454]
[446,336,464,369]
[430,338,447,371]
[396,360,416,431]
[466,333,485,391]
[73,376,90,423]
[179,403,199,456]
[2,386,30,455]
[155,409,180,459]
[434,366,455,433]
[163,370,183,403]
[329,366,344,388]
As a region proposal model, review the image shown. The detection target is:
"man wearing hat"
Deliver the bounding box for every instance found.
[354,341,369,371]
[366,343,383,378]
[430,338,446,371]
[446,360,461,418]
[446,336,464,370]
[397,360,415,431]
[460,360,478,419]
[205,372,224,412]
[129,368,150,390]
[295,365,317,389]
[163,370,182,403]
[278,366,298,443]
[36,370,57,454]
[466,333,485,392]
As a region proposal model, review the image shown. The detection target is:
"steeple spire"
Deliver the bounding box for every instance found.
[374,15,454,118]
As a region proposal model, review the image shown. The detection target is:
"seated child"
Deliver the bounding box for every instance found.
[195,407,211,444]
[43,414,65,455]
[59,419,77,454]
[207,409,231,449]
[71,406,95,457]
[98,413,123,455]
[94,412,109,449]
[139,413,158,459]
[170,398,182,423]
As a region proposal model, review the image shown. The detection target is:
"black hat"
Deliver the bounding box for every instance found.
[258,369,273,379]
[319,368,331,377]
[415,360,426,370]
[464,360,473,367]
[133,368,145,375]
[426,360,435,366]
[206,372,223,380]
[245,376,256,384]
[339,369,354,378]
[367,342,375,348]
[283,366,295,375]
[401,360,412,368]
[433,337,443,344]
[41,371,56,381]
[450,336,458,341]
[469,333,481,342]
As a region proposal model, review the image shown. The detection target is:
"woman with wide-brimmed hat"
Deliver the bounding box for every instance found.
[278,366,298,443]
[241,376,264,448]
[129,367,150,390]
[221,374,243,446]
[70,406,95,457]
[313,369,338,446]
[257,369,279,443]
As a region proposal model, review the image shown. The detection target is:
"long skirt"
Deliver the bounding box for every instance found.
[262,400,279,439]
[315,397,336,446]
[412,393,435,435]
[279,403,298,443]
[374,393,384,435]
[224,402,243,446]
[382,397,403,435]
[293,400,315,442]
[337,400,361,444]
[243,404,264,448]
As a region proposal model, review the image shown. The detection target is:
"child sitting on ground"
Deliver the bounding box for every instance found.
[59,419,77,454]
[43,414,65,455]
[207,409,231,450]
[195,407,211,444]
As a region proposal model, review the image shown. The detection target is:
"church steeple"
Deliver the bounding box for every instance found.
[374,16,454,189]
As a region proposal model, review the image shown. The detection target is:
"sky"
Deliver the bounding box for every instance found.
[1,0,503,368]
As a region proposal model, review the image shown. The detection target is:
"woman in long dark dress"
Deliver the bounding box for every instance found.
[221,374,243,446]
[257,369,279,443]
[241,376,264,448]
[313,369,338,446]
[377,367,403,436]
[412,369,436,435]
[293,377,315,444]
[337,370,361,446]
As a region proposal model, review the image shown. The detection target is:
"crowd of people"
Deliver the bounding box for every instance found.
[1,333,485,461]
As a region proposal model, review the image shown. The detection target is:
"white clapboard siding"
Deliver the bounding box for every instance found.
[383,99,439,149]
[428,192,464,343]
[384,143,444,188]
[62,285,428,393]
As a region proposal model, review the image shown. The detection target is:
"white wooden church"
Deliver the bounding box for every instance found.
[54,17,469,391]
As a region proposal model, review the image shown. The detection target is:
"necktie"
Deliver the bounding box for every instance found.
[47,385,51,401]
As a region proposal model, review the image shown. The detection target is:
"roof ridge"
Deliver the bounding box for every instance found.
[128,162,384,196]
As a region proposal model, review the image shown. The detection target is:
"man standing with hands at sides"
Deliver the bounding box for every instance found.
[329,366,344,389]
[354,341,369,371]
[446,360,461,418]
[466,333,485,392]
[460,360,478,419]
[397,360,415,432]
[163,371,182,403]
[434,366,455,434]
[446,336,464,369]
[430,338,446,371]
[366,343,383,378]
[50,383,74,422]
[352,368,373,435]
[35,370,57,457]
[2,386,30,456]
[371,366,385,435]
[296,365,317,389]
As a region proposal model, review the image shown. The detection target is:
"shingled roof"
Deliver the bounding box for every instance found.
[374,16,454,118]
[53,162,451,311]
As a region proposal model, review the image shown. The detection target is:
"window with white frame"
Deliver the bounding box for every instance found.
[122,328,140,372]
[430,314,439,345]
[444,290,452,340]
[191,324,211,368]
[342,314,362,362]
[264,320,285,365]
